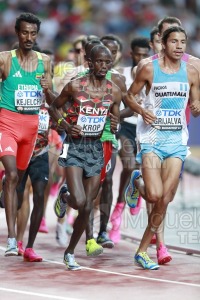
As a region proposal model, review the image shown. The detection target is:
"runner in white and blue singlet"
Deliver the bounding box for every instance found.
[125,26,200,270]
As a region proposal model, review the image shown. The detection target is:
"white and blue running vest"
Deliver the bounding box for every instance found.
[137,59,190,145]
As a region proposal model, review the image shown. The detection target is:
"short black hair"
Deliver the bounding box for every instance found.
[15,12,41,32]
[157,16,181,34]
[162,26,187,44]
[130,37,150,51]
[85,39,102,52]
[150,26,159,43]
[100,34,123,51]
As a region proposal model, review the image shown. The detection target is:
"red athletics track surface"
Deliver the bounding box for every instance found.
[0,156,200,300]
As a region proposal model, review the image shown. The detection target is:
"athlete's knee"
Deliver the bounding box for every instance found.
[163,190,176,205]
[5,170,18,186]
[146,189,162,204]
[103,175,113,188]
[34,189,45,201]
[84,202,92,216]
[71,194,86,209]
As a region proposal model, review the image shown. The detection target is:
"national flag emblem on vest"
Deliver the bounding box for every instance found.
[36,73,43,79]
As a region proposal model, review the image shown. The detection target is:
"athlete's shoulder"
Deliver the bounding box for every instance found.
[136,56,156,74]
[69,73,88,88]
[138,59,153,73]
[187,54,200,69]
[0,51,12,60]
[0,51,12,75]
[40,52,51,62]
[186,61,199,76]
[111,71,126,82]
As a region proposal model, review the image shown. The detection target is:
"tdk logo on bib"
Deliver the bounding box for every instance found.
[156,109,162,116]
[80,116,87,122]
[77,114,107,136]
[80,116,106,123]
[17,91,23,97]
[156,109,182,117]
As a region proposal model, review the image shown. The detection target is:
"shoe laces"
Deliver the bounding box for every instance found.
[158,244,168,255]
[7,238,17,248]
[66,253,76,265]
[17,241,23,247]
[26,248,35,254]
[141,252,154,263]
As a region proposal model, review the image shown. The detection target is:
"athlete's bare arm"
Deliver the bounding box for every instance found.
[40,53,55,105]
[125,62,156,125]
[187,64,200,117]
[188,56,200,81]
[0,52,12,80]
[48,81,73,119]
[48,79,83,136]
[111,73,127,102]
[110,84,121,132]
[112,72,137,119]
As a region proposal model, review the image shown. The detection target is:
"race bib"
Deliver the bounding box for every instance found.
[152,108,184,131]
[77,114,106,137]
[38,109,50,133]
[15,89,43,113]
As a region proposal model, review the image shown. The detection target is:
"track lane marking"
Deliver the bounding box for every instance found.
[0,247,200,290]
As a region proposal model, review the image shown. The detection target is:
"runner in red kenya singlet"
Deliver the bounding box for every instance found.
[49,45,122,270]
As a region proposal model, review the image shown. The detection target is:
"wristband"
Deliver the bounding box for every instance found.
[57,117,64,125]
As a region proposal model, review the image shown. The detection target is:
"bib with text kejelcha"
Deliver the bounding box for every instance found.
[15,89,43,113]
[38,108,50,133]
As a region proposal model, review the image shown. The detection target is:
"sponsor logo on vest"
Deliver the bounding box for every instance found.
[13,71,22,77]
[4,146,14,152]
[154,86,167,90]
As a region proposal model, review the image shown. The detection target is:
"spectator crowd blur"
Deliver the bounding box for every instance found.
[1,0,200,65]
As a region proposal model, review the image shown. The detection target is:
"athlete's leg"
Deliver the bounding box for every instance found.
[99,151,117,233]
[17,176,31,243]
[1,155,19,238]
[26,179,48,248]
[136,155,182,253]
[64,166,101,254]
[110,135,137,242]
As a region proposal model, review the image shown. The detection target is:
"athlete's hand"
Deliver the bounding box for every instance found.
[56,125,65,135]
[190,101,200,117]
[40,74,49,92]
[110,113,120,133]
[68,124,83,136]
[141,108,156,125]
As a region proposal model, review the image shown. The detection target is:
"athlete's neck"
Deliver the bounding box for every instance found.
[161,56,181,74]
[89,74,106,89]
[16,48,35,60]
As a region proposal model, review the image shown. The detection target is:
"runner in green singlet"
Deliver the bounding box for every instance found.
[0,12,53,256]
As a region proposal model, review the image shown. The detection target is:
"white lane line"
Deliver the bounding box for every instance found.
[44,259,200,288]
[0,288,82,300]
[0,246,200,289]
